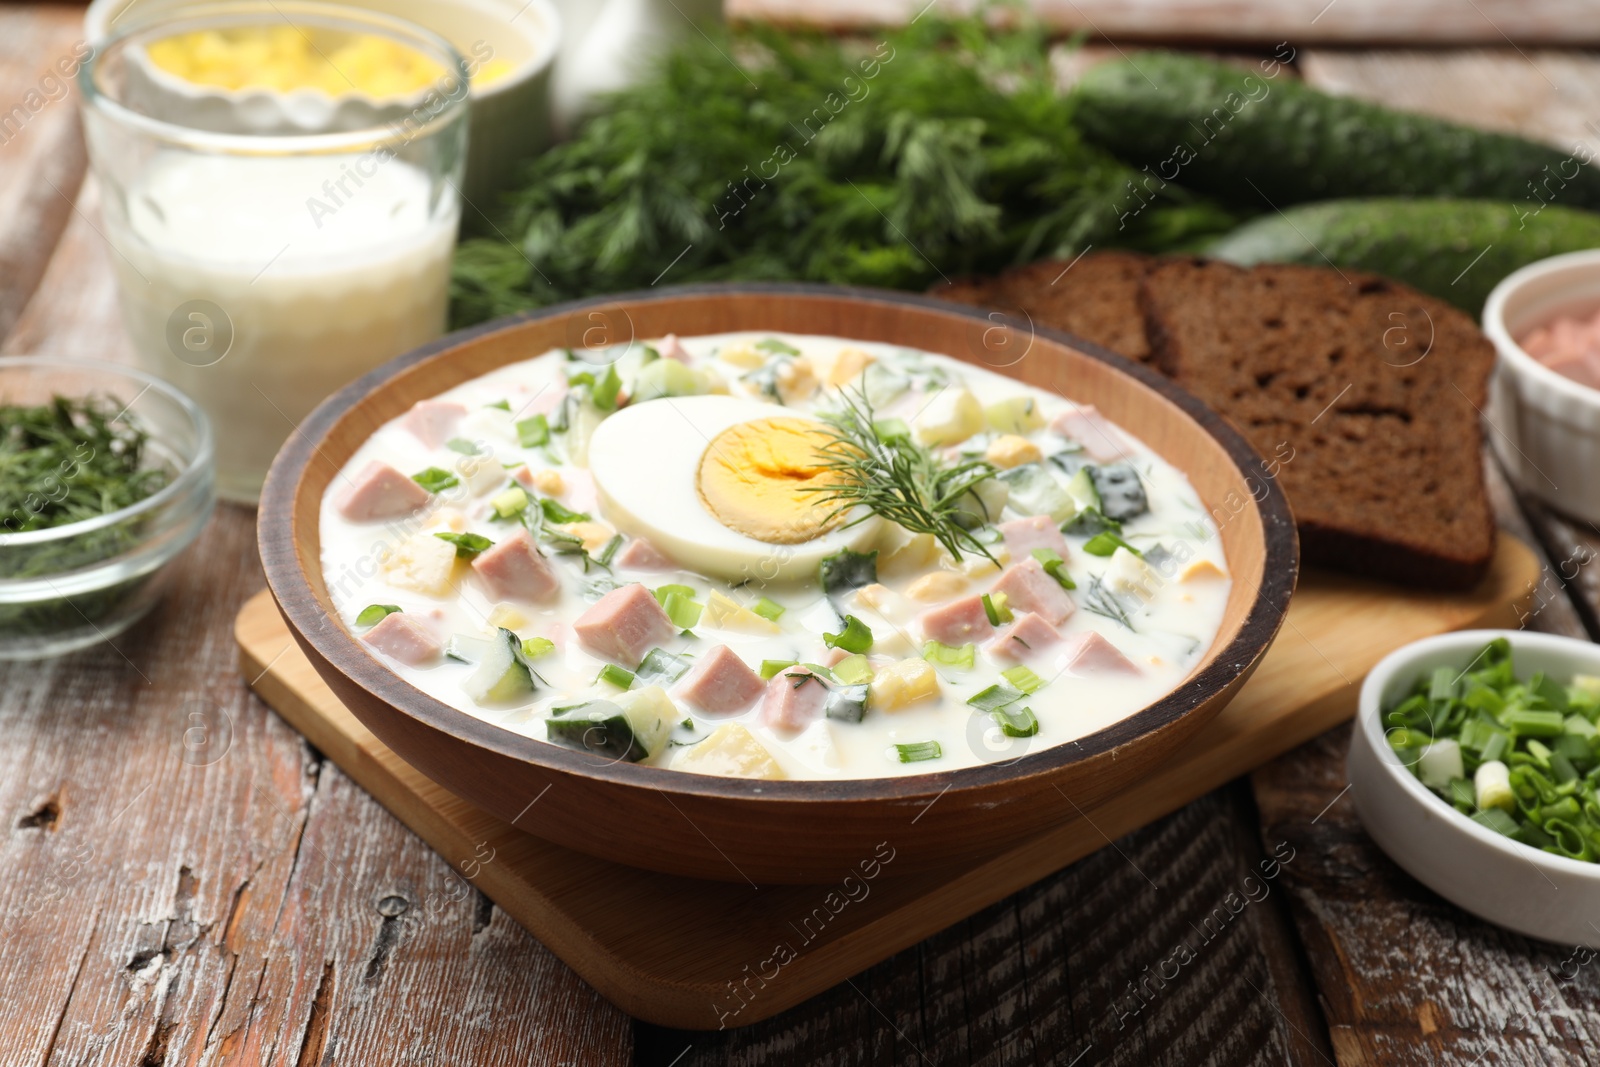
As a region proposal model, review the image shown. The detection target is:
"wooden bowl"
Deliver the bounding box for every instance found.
[259,284,1298,884]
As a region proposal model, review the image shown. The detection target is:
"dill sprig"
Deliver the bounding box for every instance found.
[803,387,999,564]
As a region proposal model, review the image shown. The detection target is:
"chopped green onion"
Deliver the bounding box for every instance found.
[824,614,874,654]
[894,740,943,763]
[922,640,976,669]
[751,597,786,622]
[981,592,1013,626]
[491,486,529,519]
[596,534,623,567]
[818,549,879,595]
[521,636,555,659]
[591,363,623,411]
[356,604,401,627]
[831,653,873,685]
[1471,808,1521,836]
[1031,547,1077,590]
[1082,531,1141,557]
[1504,709,1566,737]
[990,704,1038,738]
[597,663,635,689]
[412,467,459,493]
[1001,665,1043,694]
[445,437,480,455]
[516,414,550,448]
[756,337,801,356]
[487,399,511,411]
[653,583,696,605]
[872,417,912,441]
[760,659,797,680]
[968,683,1025,712]
[539,497,591,524]
[434,531,493,559]
[661,591,703,630]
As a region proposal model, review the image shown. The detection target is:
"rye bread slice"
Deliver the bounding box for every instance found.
[1141,258,1496,590]
[934,251,1155,362]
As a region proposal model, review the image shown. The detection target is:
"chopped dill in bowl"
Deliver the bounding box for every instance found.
[1386,637,1600,862]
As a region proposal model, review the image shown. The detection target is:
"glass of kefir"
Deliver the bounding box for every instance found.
[79,1,468,502]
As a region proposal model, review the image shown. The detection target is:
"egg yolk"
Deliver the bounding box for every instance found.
[697,418,849,544]
[142,27,510,97]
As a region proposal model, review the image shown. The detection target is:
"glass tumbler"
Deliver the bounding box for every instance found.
[79,1,469,503]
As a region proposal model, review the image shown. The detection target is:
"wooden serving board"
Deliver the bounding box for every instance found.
[236,536,1540,1030]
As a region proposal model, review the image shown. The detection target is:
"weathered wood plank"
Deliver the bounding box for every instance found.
[730,0,1600,47]
[0,5,91,341]
[635,782,1334,1065]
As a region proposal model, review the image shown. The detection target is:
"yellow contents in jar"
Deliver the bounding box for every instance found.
[144,26,514,96]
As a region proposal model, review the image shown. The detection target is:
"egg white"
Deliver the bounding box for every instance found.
[586,395,882,583]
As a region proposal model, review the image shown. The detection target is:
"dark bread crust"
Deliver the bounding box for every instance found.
[929,252,1497,591]
[934,251,1156,363]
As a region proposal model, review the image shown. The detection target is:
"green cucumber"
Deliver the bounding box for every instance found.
[544,685,676,762]
[997,464,1075,524]
[1073,53,1600,211]
[1209,198,1600,312]
[463,629,539,704]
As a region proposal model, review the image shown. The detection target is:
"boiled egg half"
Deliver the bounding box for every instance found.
[586,395,882,582]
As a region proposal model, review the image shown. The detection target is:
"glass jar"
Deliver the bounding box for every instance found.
[79,1,469,503]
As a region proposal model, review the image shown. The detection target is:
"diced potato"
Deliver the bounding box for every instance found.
[531,468,564,495]
[383,533,460,596]
[913,388,984,448]
[1181,559,1228,582]
[673,724,786,780]
[906,571,967,601]
[717,341,767,369]
[702,590,780,633]
[853,583,891,611]
[985,396,1046,434]
[555,520,616,554]
[828,346,877,386]
[458,453,508,497]
[869,658,940,711]
[985,434,1043,469]
[1107,547,1158,597]
[486,603,529,631]
[777,358,819,405]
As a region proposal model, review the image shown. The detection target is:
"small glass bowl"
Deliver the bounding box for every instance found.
[0,357,214,659]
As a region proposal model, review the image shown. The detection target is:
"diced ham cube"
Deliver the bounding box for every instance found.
[361,612,441,667]
[992,558,1075,626]
[1060,631,1139,674]
[616,537,674,571]
[573,582,677,665]
[759,667,831,733]
[999,515,1069,560]
[918,595,995,645]
[986,612,1062,661]
[675,644,765,715]
[658,334,692,363]
[335,460,430,521]
[1051,404,1127,463]
[402,399,468,449]
[470,528,562,603]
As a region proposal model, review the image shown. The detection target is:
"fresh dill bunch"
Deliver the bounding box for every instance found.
[803,387,999,565]
[450,15,1239,326]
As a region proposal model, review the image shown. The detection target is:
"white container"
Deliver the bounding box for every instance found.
[1348,629,1600,948]
[84,0,560,207]
[1483,250,1600,526]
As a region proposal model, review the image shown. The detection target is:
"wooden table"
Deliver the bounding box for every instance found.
[7,5,1600,1062]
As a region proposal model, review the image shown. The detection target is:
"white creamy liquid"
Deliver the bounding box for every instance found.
[105,152,457,501]
[318,333,1235,781]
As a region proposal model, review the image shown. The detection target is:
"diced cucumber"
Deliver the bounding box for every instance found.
[997,464,1075,523]
[463,629,538,704]
[544,685,677,761]
[1064,466,1100,512]
[445,634,496,664]
[985,396,1045,434]
[951,475,1011,530]
[633,359,713,403]
[1089,463,1148,522]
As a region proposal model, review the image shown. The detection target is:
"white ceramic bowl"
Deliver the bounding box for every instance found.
[1349,629,1600,948]
[84,0,560,207]
[1483,250,1600,526]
